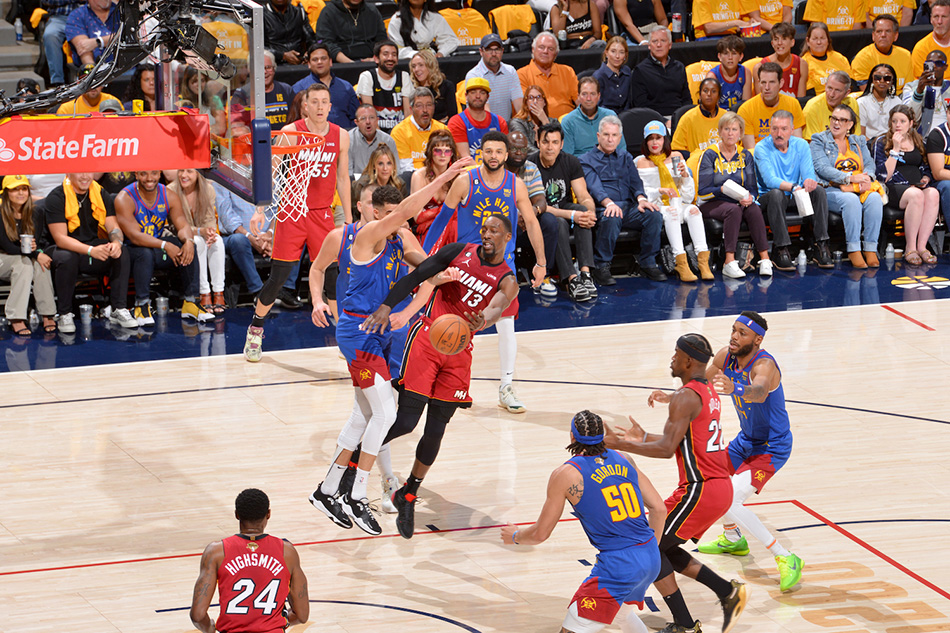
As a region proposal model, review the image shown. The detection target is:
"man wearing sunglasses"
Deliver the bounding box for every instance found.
[903,50,950,135]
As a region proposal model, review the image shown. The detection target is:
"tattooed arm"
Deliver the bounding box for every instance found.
[501,464,580,545]
[190,542,223,633]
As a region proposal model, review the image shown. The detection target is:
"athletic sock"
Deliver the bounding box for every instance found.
[767,538,791,558]
[251,314,265,328]
[661,589,693,628]
[724,523,742,541]
[497,317,516,388]
[321,463,346,494]
[352,468,370,500]
[695,565,733,601]
[405,474,424,498]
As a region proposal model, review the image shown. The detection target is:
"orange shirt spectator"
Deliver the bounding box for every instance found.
[517,32,578,118]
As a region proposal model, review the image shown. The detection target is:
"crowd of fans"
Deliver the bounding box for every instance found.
[4,0,950,336]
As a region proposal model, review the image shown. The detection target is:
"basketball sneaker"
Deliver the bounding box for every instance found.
[338,464,357,499]
[182,299,214,322]
[697,534,750,556]
[776,552,803,592]
[244,325,264,362]
[392,485,416,539]
[579,270,598,299]
[658,621,702,633]
[133,304,155,326]
[720,580,748,633]
[309,486,352,529]
[499,384,526,414]
[109,307,139,329]
[381,475,399,514]
[340,494,381,535]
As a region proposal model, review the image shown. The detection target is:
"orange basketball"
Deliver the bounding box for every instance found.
[428,314,472,355]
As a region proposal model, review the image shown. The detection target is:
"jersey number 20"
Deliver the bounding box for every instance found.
[225,578,281,615]
[602,482,642,522]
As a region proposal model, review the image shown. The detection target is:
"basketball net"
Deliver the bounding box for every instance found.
[241,131,327,223]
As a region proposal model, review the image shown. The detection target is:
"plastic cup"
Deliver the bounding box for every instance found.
[79,304,93,321]
[19,234,32,254]
[833,251,842,263]
[156,297,169,314]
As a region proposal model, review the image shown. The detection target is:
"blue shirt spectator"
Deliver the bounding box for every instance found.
[754,135,817,196]
[42,0,85,85]
[593,62,633,113]
[561,105,625,157]
[65,0,119,65]
[579,145,646,207]
[292,44,360,130]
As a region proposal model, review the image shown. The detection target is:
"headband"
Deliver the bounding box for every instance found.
[735,315,766,337]
[676,336,711,363]
[571,415,604,445]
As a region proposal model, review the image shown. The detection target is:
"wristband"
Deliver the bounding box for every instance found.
[732,382,746,397]
[512,530,520,544]
[160,241,166,252]
[889,151,902,159]
[86,246,92,256]
[570,210,576,223]
[534,263,545,268]
[96,36,103,48]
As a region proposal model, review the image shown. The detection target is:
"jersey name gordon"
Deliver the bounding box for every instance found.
[591,462,628,483]
[223,552,286,577]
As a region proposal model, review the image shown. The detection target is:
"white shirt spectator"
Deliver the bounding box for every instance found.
[387,12,459,59]
[465,58,523,122]
[856,93,902,139]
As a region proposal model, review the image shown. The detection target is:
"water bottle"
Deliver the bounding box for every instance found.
[671,13,683,39]
[557,30,567,46]
[796,249,807,266]
[14,18,23,44]
[28,309,39,330]
[885,243,895,260]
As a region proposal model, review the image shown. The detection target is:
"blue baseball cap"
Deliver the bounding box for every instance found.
[643,120,667,138]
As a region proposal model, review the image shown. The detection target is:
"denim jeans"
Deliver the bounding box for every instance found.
[128,238,200,304]
[43,15,69,85]
[825,188,883,252]
[222,233,263,294]
[593,205,664,269]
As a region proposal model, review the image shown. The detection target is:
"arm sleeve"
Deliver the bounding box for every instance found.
[64,7,84,41]
[421,203,457,252]
[697,149,718,200]
[743,152,757,195]
[638,166,661,203]
[383,242,466,307]
[799,141,818,182]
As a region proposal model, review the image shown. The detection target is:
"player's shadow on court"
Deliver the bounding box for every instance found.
[261,355,349,383]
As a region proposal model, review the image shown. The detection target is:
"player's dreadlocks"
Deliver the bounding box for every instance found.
[566,409,607,457]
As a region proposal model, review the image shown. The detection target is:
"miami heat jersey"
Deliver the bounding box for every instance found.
[216,534,290,633]
[456,167,519,271]
[341,235,405,316]
[723,349,792,447]
[425,243,512,319]
[292,118,340,211]
[124,183,168,237]
[677,379,731,486]
[566,449,656,551]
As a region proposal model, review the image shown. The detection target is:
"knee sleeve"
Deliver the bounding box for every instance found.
[656,550,674,581]
[359,374,398,456]
[384,390,427,444]
[324,263,340,301]
[337,389,373,451]
[258,260,296,305]
[414,401,458,466]
[667,545,693,573]
[730,469,756,507]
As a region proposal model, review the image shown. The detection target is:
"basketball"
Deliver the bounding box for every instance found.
[429,314,472,355]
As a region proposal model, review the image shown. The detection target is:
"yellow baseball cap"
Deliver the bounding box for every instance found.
[464,77,491,94]
[2,175,30,191]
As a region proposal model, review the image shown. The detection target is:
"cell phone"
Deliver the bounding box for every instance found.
[924,60,936,73]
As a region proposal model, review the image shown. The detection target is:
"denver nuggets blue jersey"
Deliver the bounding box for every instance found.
[459,110,504,162]
[123,183,168,237]
[341,235,405,316]
[457,167,519,272]
[567,449,655,551]
[723,349,792,447]
[338,224,411,312]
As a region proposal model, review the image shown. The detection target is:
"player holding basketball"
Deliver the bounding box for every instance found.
[244,83,350,362]
[308,160,473,535]
[422,131,546,414]
[500,410,666,633]
[361,213,520,539]
[606,334,748,633]
[190,488,309,633]
[696,311,803,593]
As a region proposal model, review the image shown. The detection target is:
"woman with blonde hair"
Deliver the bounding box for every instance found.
[410,129,459,244]
[592,36,633,112]
[409,50,457,122]
[169,169,226,313]
[509,85,550,151]
[0,176,56,335]
[353,145,406,213]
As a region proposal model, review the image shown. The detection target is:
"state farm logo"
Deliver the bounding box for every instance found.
[3,133,140,161]
[0,139,14,162]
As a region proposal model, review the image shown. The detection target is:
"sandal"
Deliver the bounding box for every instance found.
[920,250,937,264]
[10,320,31,336]
[42,316,57,333]
[904,250,922,266]
[212,291,226,314]
[199,293,213,312]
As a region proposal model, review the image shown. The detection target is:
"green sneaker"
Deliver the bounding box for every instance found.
[697,534,750,556]
[776,552,803,592]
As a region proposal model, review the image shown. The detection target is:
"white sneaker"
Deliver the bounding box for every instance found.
[56,313,76,334]
[381,475,399,514]
[722,260,746,279]
[538,277,558,299]
[110,308,138,329]
[499,384,526,414]
[758,259,773,277]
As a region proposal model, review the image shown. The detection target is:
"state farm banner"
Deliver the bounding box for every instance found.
[0,112,211,174]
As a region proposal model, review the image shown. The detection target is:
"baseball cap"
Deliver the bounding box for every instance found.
[79,63,96,77]
[2,175,31,191]
[480,34,503,49]
[99,98,123,113]
[643,120,667,138]
[465,77,492,94]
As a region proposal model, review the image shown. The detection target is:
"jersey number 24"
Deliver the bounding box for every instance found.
[225,578,281,615]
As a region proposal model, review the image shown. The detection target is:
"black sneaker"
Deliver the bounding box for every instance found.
[641,266,668,282]
[567,276,591,302]
[340,493,382,535]
[338,464,357,498]
[392,485,417,539]
[579,270,598,299]
[721,580,748,633]
[276,288,302,310]
[591,265,616,286]
[309,486,353,529]
[813,241,834,269]
[772,246,795,271]
[658,621,702,633]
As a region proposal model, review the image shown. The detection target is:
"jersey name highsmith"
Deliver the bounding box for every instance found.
[223,552,285,577]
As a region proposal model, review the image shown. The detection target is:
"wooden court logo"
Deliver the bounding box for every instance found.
[890,274,950,290]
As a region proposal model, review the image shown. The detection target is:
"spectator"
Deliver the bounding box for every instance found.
[810,104,885,269]
[612,0,667,45]
[409,129,459,244]
[353,145,406,209]
[387,0,458,59]
[56,64,120,115]
[529,121,599,300]
[123,63,157,112]
[213,181,266,301]
[114,171,212,326]
[912,0,950,77]
[903,50,950,135]
[43,0,84,86]
[178,66,227,136]
[509,85,551,151]
[672,77,726,157]
[928,102,950,222]
[803,71,861,140]
[448,78,508,160]
[16,78,41,95]
[857,64,902,137]
[738,62,804,148]
[561,77,625,156]
[65,0,118,66]
[550,0,605,49]
[631,28,690,117]
[866,0,915,24]
[593,36,634,112]
[801,22,852,95]
[697,112,773,279]
[169,170,226,314]
[391,88,448,171]
[409,50,457,122]
[292,43,359,130]
[98,98,122,113]
[0,176,56,335]
[356,40,414,133]
[263,0,315,65]
[517,32,578,119]
[803,0,866,31]
[746,0,792,32]
[874,104,940,265]
[233,51,294,130]
[46,173,135,332]
[350,104,398,176]
[580,115,667,284]
[755,111,834,270]
[411,129,459,244]
[464,34,523,122]
[852,15,914,92]
[691,0,755,38]
[709,35,752,111]
[753,23,808,99]
[637,120,713,282]
[314,0,387,64]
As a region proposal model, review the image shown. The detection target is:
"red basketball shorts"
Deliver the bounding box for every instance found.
[664,478,733,542]
[272,206,334,262]
[399,318,474,406]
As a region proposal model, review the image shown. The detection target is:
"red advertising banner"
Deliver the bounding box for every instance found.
[0,112,211,174]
